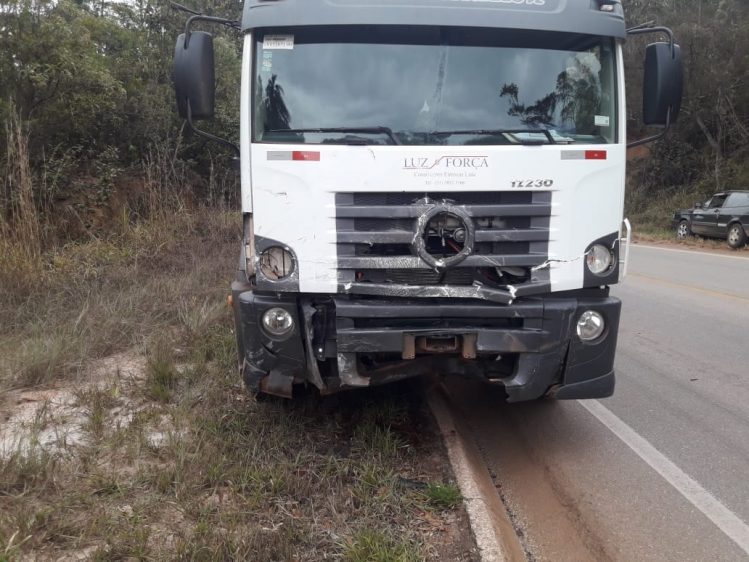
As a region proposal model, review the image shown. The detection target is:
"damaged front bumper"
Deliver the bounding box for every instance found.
[231,282,620,402]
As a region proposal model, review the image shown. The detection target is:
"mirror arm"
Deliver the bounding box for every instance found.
[627,108,671,150]
[170,2,201,16]
[186,100,240,157]
[183,14,240,48]
[627,25,676,58]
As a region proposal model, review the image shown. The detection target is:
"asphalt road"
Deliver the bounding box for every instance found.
[447,244,749,561]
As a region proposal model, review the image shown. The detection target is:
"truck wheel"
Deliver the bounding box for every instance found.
[676,220,691,240]
[727,223,747,249]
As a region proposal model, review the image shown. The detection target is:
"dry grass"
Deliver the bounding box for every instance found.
[0,207,238,394]
[0,204,476,560]
[1,112,44,296]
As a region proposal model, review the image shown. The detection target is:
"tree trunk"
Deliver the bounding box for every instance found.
[695,115,723,191]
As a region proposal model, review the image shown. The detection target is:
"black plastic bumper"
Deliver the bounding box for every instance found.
[232,282,620,401]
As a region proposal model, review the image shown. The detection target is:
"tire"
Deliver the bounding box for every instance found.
[727,223,747,249]
[676,219,691,240]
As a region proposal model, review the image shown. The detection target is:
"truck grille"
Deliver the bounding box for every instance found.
[335,191,552,294]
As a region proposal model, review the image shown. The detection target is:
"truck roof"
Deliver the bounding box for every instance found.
[242,0,626,39]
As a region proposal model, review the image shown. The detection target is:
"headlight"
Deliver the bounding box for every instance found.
[586,244,614,276]
[259,247,294,280]
[577,310,605,342]
[262,308,294,337]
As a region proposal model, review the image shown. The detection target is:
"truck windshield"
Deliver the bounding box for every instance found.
[253,27,617,146]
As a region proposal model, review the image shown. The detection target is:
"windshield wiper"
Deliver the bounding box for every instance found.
[429,129,565,145]
[267,127,402,145]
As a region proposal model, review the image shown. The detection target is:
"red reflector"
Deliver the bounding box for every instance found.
[292,151,320,161]
[585,150,607,160]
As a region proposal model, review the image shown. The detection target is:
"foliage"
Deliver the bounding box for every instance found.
[1,0,749,235]
[624,0,749,227]
[0,0,242,242]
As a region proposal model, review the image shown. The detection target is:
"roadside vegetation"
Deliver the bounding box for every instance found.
[624,1,749,236]
[3,0,749,248]
[1,107,474,561]
[0,198,475,559]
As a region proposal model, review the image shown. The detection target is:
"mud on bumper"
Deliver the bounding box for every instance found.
[232,282,620,402]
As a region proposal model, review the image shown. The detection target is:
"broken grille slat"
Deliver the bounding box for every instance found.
[338,254,548,270]
[335,203,552,219]
[337,231,415,244]
[475,228,550,242]
[338,228,550,244]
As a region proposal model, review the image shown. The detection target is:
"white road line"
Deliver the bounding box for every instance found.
[633,244,749,261]
[579,399,749,556]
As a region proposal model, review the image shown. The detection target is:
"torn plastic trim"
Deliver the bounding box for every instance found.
[582,232,621,287]
[337,352,371,387]
[338,280,551,305]
[620,219,632,278]
[530,232,621,288]
[253,235,300,291]
[242,213,256,279]
[300,300,326,390]
[237,291,307,395]
[338,253,548,270]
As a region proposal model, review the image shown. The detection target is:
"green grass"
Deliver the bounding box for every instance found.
[353,420,409,460]
[343,529,421,562]
[423,482,462,509]
[144,346,179,403]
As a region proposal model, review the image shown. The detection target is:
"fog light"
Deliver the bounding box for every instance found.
[259,247,294,280]
[262,308,294,337]
[577,310,605,342]
[586,244,614,275]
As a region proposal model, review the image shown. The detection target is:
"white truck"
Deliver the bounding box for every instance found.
[173,0,682,400]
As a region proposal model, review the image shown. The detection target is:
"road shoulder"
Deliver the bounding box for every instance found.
[427,383,526,562]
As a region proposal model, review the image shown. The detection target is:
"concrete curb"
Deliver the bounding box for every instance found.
[427,384,526,562]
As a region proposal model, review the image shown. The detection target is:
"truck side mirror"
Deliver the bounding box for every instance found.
[173,31,216,120]
[694,202,702,209]
[642,42,683,126]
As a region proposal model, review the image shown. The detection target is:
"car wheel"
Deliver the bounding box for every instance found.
[727,223,747,249]
[676,220,691,240]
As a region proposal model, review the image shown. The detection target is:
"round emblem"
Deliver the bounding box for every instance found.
[412,203,475,270]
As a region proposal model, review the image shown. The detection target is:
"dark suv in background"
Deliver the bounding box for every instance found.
[673,191,749,248]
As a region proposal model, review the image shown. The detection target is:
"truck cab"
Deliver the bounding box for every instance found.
[173,0,683,401]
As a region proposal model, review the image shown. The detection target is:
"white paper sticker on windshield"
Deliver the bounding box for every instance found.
[261,51,273,72]
[595,115,610,127]
[263,35,294,50]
